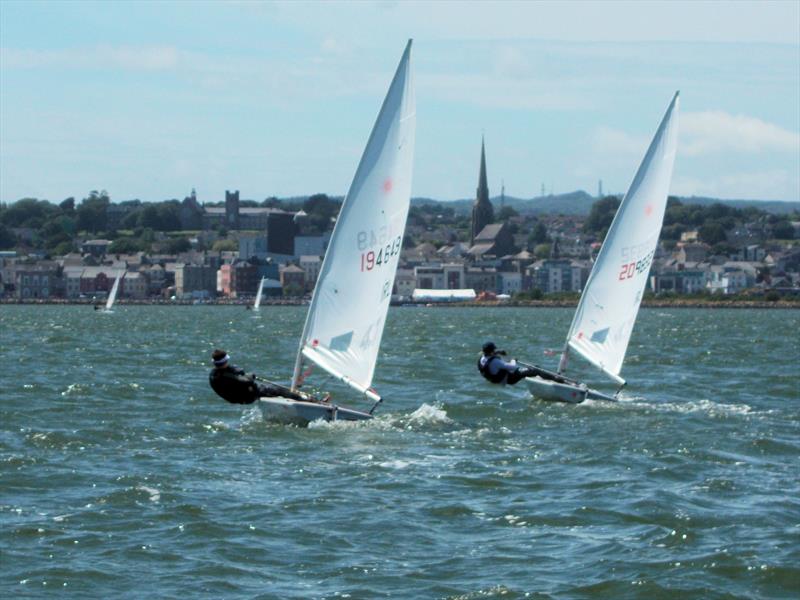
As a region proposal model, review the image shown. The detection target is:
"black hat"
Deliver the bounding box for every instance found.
[482,341,497,354]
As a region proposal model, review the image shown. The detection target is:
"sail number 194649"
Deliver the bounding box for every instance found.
[360,235,402,271]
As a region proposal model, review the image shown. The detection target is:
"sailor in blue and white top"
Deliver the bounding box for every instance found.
[478,341,531,385]
[478,341,566,386]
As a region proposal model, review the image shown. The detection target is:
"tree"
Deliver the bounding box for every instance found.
[302,193,340,234]
[0,198,58,228]
[698,222,727,245]
[534,243,551,259]
[496,206,518,221]
[77,190,110,233]
[261,196,282,208]
[40,215,75,252]
[156,201,181,231]
[212,239,237,252]
[583,196,620,238]
[52,240,76,255]
[138,204,161,229]
[528,222,548,247]
[661,223,686,241]
[771,220,795,240]
[164,237,191,253]
[0,223,16,249]
[59,197,76,213]
[109,237,146,253]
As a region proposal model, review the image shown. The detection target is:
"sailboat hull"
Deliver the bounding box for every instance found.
[259,396,373,426]
[526,377,619,403]
[526,377,588,403]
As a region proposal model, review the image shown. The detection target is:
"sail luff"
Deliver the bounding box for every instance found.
[291,40,415,394]
[564,92,679,383]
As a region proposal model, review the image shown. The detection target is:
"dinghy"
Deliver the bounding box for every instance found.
[527,92,680,403]
[260,40,415,425]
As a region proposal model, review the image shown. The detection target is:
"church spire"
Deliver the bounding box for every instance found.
[471,136,494,245]
[477,136,489,204]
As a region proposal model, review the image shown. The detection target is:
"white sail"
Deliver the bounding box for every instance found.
[561,92,679,385]
[105,274,120,311]
[291,41,415,399]
[253,277,265,310]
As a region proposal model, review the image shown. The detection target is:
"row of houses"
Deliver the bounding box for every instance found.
[5,245,798,302]
[3,215,799,300]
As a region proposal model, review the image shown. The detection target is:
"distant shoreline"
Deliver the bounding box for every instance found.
[2,298,799,309]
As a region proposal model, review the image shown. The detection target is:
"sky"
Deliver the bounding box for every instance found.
[1,0,798,205]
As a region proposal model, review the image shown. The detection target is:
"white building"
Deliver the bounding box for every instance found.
[498,271,522,295]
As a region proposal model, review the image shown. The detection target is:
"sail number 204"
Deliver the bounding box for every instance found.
[618,249,654,281]
[360,235,402,271]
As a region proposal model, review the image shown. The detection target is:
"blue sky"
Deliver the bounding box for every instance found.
[1,0,798,205]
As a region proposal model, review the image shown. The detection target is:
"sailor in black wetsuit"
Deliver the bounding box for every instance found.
[478,341,565,385]
[209,349,304,404]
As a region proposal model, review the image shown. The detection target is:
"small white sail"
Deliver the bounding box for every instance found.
[561,92,680,385]
[291,41,415,400]
[105,274,121,311]
[253,277,266,310]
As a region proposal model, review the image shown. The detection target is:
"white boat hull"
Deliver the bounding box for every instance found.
[259,396,373,426]
[526,376,619,404]
[527,376,588,403]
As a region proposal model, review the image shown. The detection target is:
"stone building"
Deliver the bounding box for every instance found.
[175,264,217,298]
[468,223,515,259]
[15,263,64,299]
[280,264,306,295]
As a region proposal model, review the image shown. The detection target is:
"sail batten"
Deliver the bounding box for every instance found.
[291,40,415,397]
[563,92,679,383]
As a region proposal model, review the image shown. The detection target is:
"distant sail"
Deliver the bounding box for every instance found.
[563,92,679,384]
[105,275,120,311]
[292,41,415,398]
[253,277,265,310]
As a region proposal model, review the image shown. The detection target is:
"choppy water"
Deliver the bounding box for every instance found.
[1,305,798,598]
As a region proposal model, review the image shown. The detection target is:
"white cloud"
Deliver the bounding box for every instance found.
[319,37,350,56]
[673,169,796,201]
[682,111,799,156]
[421,72,590,111]
[590,126,649,158]
[588,111,800,160]
[492,45,531,78]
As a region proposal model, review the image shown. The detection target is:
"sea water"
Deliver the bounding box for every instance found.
[1,305,798,598]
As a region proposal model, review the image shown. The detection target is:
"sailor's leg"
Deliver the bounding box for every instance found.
[506,369,526,385]
[257,381,304,401]
[521,365,566,383]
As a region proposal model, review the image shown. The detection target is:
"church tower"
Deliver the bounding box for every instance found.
[471,137,494,244]
[225,190,240,229]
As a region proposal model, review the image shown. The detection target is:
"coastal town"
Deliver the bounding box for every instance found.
[2,144,799,305]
